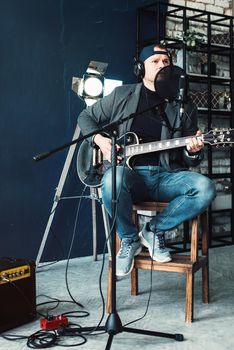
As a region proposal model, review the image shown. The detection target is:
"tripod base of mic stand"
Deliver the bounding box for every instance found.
[77,311,184,349]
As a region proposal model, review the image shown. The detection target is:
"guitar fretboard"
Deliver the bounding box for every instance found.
[125,136,203,156]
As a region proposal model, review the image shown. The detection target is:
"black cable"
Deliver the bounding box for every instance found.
[36,194,101,271]
[1,327,87,348]
[123,242,155,327]
[56,324,87,346]
[26,327,87,348]
[85,116,137,333]
[74,115,132,337]
[36,295,60,318]
[0,333,28,341]
[62,310,90,318]
[27,330,57,348]
[36,295,90,319]
[120,131,162,326]
[36,183,108,337]
[35,200,64,268]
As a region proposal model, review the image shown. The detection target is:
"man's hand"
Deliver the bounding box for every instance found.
[186,130,204,154]
[93,134,122,163]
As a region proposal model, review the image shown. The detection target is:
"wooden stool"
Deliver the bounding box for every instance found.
[106,201,209,323]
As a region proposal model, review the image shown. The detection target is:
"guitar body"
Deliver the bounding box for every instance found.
[77,132,139,187]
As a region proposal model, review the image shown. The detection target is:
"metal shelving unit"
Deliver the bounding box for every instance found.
[137,2,234,247]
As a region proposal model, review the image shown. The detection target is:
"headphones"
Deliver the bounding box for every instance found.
[133,46,173,79]
[133,58,145,79]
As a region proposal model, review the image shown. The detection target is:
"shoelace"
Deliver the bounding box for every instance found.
[157,234,166,251]
[118,241,132,258]
[155,233,167,252]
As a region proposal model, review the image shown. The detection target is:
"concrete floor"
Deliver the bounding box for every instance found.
[0,245,233,350]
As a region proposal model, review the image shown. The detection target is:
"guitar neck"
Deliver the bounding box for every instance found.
[125,135,203,157]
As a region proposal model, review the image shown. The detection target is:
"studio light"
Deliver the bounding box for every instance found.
[72,61,108,106]
[72,61,123,106]
[82,73,104,98]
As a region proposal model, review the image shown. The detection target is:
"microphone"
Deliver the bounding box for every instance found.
[154,65,186,103]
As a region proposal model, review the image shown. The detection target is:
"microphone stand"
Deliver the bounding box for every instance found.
[33,103,184,349]
[33,104,163,162]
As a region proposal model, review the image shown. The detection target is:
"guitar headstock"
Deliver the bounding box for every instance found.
[203,128,234,146]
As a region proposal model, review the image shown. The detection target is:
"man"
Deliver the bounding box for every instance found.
[77,44,216,277]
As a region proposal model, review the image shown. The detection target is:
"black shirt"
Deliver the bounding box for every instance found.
[130,85,165,166]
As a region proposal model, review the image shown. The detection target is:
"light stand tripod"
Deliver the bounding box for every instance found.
[35,124,106,266]
[36,124,80,266]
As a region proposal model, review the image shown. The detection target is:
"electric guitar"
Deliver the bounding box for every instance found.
[77,129,234,187]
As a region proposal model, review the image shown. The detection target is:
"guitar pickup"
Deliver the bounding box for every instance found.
[92,147,103,166]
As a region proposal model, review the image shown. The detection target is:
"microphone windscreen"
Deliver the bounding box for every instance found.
[154,65,186,102]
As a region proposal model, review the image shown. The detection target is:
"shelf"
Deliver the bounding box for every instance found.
[209,173,232,179]
[197,108,232,114]
[211,208,232,214]
[211,234,233,247]
[188,73,231,83]
[137,1,234,248]
[189,44,232,55]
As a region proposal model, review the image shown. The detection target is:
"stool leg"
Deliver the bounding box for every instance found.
[131,267,138,296]
[185,271,194,323]
[106,262,112,314]
[201,211,209,304]
[183,221,189,249]
[191,218,199,262]
[202,263,209,304]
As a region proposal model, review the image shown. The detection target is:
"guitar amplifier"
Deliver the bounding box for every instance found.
[0,257,36,333]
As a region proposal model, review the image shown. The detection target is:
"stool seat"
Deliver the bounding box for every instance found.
[107,201,209,323]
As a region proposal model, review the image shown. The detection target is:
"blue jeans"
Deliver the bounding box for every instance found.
[101,165,216,241]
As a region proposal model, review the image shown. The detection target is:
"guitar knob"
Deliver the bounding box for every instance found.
[127,136,132,143]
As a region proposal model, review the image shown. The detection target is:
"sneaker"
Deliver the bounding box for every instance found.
[139,223,172,263]
[116,239,142,277]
